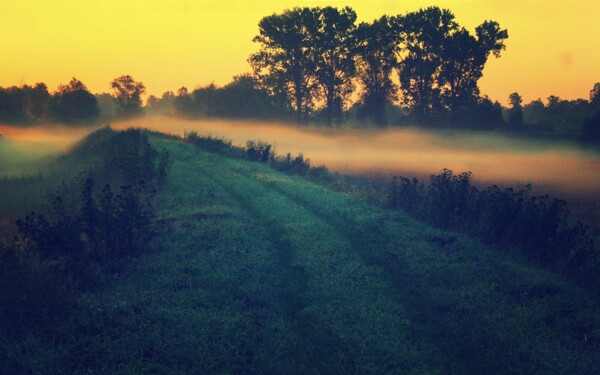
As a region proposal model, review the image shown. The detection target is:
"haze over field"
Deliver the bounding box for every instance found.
[2,119,600,196]
[0,125,93,176]
[109,117,600,194]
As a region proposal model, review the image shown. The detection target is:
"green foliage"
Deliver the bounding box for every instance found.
[3,139,600,373]
[184,131,245,157]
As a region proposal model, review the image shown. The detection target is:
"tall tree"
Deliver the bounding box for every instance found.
[354,16,400,126]
[438,21,507,117]
[23,83,50,121]
[313,6,357,125]
[111,75,146,117]
[397,7,457,123]
[590,82,600,110]
[249,7,320,123]
[508,92,524,127]
[396,7,507,125]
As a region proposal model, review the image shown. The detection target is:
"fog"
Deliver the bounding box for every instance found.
[111,117,600,194]
[2,118,599,225]
[0,125,95,176]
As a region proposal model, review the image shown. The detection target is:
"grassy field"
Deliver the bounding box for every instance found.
[2,136,600,374]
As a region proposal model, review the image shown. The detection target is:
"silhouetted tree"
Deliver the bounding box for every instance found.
[249,7,320,123]
[314,6,357,125]
[507,92,524,127]
[0,86,27,122]
[590,82,600,110]
[354,16,399,126]
[173,87,191,116]
[50,78,100,123]
[111,75,146,117]
[23,83,51,121]
[96,93,118,118]
[582,111,600,141]
[219,74,282,119]
[397,7,507,125]
[439,21,507,117]
[397,7,456,123]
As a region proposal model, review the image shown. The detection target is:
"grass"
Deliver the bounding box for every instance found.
[2,136,600,374]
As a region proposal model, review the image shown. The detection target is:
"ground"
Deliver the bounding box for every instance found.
[2,138,600,374]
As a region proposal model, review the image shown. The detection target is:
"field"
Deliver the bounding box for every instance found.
[2,135,599,374]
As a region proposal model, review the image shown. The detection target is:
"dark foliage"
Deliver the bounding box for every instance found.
[0,245,73,333]
[582,110,600,141]
[50,78,100,123]
[174,76,285,120]
[1,128,171,331]
[184,131,245,158]
[389,169,599,291]
[246,140,273,163]
[0,84,50,123]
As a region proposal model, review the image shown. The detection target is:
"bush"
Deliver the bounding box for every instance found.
[388,169,599,291]
[1,128,172,331]
[246,140,273,162]
[184,131,244,157]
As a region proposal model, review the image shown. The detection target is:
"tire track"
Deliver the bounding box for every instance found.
[196,155,359,373]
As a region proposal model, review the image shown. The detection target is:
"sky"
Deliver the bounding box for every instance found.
[1,0,599,105]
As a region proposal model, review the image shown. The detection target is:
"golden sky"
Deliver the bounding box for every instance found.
[1,0,599,105]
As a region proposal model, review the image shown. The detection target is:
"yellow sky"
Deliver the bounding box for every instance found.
[1,0,598,105]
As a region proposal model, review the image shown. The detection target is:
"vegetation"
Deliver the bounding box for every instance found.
[111,75,146,117]
[3,134,600,373]
[0,5,598,136]
[388,170,599,292]
[0,128,171,333]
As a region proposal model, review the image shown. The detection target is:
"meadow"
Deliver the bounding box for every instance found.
[1,128,599,373]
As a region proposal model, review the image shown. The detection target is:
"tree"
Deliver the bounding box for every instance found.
[111,75,146,116]
[23,83,50,121]
[397,7,457,123]
[438,21,507,117]
[396,7,508,125]
[0,86,27,122]
[313,6,357,125]
[249,7,320,123]
[354,16,400,126]
[590,82,600,109]
[174,86,193,115]
[50,78,99,123]
[507,92,523,127]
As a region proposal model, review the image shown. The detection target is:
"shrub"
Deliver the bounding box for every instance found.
[388,169,599,291]
[246,140,273,162]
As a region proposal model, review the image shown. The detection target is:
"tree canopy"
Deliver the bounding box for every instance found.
[249,6,508,127]
[111,75,146,117]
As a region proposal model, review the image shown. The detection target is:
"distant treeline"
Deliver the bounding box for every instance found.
[0,75,145,124]
[2,5,600,137]
[151,6,600,136]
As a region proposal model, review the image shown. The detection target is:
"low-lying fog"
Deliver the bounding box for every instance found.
[0,125,93,176]
[111,117,600,194]
[2,117,599,225]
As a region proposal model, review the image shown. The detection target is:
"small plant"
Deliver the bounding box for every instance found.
[246,140,272,162]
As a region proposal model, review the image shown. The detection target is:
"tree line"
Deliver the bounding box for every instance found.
[2,5,599,135]
[0,75,145,124]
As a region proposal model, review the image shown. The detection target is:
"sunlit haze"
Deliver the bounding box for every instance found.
[1,0,599,104]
